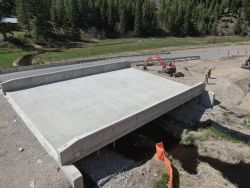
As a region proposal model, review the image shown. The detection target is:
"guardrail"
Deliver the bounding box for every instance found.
[165,56,201,61]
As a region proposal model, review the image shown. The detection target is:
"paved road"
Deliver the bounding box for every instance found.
[1,44,250,83]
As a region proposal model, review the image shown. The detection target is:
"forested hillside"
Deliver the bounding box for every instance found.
[0,0,250,41]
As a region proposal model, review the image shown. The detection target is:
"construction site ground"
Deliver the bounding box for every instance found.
[1,47,250,188]
[76,55,250,188]
[130,55,250,188]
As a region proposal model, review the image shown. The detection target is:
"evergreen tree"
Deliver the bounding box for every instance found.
[107,0,114,27]
[243,0,250,21]
[126,0,135,31]
[1,0,15,16]
[51,0,58,26]
[134,0,143,37]
[79,0,89,29]
[118,1,127,34]
[31,0,52,40]
[15,0,32,36]
[234,18,242,35]
[87,0,97,27]
[100,0,108,29]
[183,0,194,35]
[142,0,156,36]
[67,0,79,28]
[9,0,250,39]
[56,0,66,28]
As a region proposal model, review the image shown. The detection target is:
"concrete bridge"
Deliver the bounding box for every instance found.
[1,62,209,188]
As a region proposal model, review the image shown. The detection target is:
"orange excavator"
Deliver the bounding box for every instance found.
[144,56,176,76]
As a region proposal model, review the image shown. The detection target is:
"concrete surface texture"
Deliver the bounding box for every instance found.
[6,68,205,165]
[1,44,249,83]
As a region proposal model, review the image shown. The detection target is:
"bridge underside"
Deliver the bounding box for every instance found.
[4,68,205,165]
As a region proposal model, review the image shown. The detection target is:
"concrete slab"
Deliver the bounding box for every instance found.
[5,68,205,165]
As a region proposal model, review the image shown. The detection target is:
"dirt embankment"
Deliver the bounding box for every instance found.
[129,55,250,188]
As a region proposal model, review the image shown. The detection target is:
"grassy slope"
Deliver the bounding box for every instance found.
[0,31,32,68]
[0,49,30,68]
[37,36,250,62]
[1,36,250,68]
[182,127,250,146]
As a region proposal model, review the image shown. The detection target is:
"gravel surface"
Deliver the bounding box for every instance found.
[75,148,134,186]
[0,93,70,188]
[100,156,165,188]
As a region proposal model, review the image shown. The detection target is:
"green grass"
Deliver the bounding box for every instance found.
[154,173,169,188]
[1,36,250,68]
[181,133,206,145]
[182,126,250,146]
[37,36,250,63]
[0,31,31,68]
[0,49,31,68]
[203,127,250,146]
[0,31,26,40]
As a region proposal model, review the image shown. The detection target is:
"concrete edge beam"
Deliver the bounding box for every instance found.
[1,61,131,94]
[61,165,84,188]
[58,82,206,165]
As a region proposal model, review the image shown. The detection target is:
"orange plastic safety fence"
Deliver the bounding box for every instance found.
[155,142,173,188]
[156,142,165,161]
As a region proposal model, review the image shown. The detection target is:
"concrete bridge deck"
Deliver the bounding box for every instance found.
[4,67,205,166]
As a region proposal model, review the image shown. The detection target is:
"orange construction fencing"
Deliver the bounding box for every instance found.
[155,142,173,188]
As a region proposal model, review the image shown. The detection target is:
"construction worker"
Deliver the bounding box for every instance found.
[143,64,148,71]
[207,68,212,78]
[205,73,209,84]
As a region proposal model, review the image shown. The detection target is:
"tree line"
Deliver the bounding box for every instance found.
[0,0,250,41]
[158,0,250,36]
